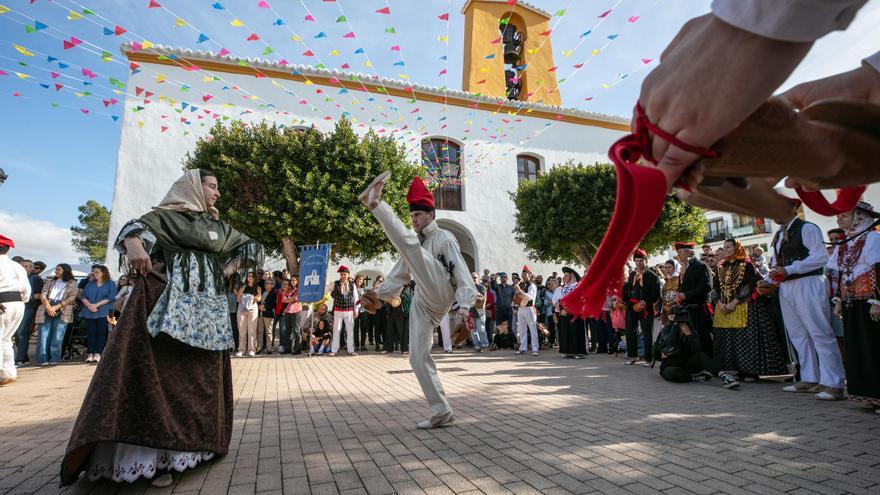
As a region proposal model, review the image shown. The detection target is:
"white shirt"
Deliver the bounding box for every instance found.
[770,218,829,277]
[0,254,30,302]
[48,279,68,301]
[712,0,867,42]
[826,231,880,284]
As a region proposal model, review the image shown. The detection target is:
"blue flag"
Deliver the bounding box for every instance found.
[298,244,331,303]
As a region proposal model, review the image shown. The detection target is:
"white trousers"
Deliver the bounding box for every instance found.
[373,202,455,416]
[438,314,452,351]
[331,310,355,354]
[517,306,538,352]
[0,301,24,379]
[779,276,845,389]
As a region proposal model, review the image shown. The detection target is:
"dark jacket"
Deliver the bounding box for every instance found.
[679,259,712,305]
[623,269,661,316]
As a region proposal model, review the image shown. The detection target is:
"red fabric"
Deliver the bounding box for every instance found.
[406,176,435,208]
[673,242,696,250]
[0,235,13,248]
[337,265,350,273]
[795,187,865,216]
[561,104,718,318]
[633,249,647,259]
[522,265,532,273]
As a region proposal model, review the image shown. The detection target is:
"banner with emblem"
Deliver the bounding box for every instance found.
[298,244,331,303]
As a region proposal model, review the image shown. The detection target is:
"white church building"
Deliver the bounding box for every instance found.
[106,0,631,278]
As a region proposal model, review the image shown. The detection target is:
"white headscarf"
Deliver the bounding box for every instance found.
[154,169,219,220]
[844,201,876,238]
[666,259,681,278]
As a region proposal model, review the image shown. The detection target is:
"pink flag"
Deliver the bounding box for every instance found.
[258,1,270,8]
[219,47,231,56]
[343,31,355,38]
[304,14,315,21]
[597,9,612,18]
[390,45,400,51]
[376,7,390,14]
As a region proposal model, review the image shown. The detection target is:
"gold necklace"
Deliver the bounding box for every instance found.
[718,262,745,303]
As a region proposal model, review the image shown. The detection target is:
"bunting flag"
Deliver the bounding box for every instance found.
[148,0,161,9]
[174,18,187,27]
[376,7,391,14]
[597,9,612,18]
[258,1,270,8]
[212,2,224,9]
[247,33,260,41]
[336,15,346,22]
[67,10,83,20]
[197,33,209,43]
[230,18,244,26]
[13,44,34,56]
[0,5,10,14]
[304,14,315,21]
[438,13,449,20]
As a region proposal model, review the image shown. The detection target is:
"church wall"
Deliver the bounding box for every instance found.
[107,58,625,279]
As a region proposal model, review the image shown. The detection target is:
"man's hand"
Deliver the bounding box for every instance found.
[124,237,152,276]
[833,301,843,319]
[675,293,686,305]
[638,14,811,188]
[769,267,787,283]
[782,65,880,111]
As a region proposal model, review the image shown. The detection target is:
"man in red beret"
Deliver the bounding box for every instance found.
[358,172,476,429]
[329,265,358,356]
[622,249,661,365]
[0,235,31,386]
[515,265,539,356]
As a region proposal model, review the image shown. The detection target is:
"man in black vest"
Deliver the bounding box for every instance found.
[623,249,661,364]
[673,242,714,356]
[770,200,846,400]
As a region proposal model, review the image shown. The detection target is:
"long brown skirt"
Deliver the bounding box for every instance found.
[60,265,233,485]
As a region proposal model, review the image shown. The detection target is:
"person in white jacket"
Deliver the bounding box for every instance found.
[515,265,539,356]
[358,172,476,429]
[0,235,31,386]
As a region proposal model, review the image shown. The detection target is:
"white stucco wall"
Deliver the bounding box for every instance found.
[106,55,626,277]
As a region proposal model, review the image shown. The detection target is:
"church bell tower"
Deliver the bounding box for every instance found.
[461,0,562,106]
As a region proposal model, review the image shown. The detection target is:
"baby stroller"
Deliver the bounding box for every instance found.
[63,319,89,362]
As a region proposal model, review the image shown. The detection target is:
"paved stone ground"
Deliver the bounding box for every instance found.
[2,350,880,495]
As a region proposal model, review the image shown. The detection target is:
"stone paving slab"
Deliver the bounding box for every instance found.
[1,350,879,494]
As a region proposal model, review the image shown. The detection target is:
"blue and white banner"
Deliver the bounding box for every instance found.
[298,244,331,303]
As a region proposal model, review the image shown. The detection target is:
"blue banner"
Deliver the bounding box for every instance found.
[298,244,331,303]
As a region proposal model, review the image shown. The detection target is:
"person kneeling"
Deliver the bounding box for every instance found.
[656,306,740,389]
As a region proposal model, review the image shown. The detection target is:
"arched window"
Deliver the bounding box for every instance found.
[517,154,540,183]
[421,138,463,211]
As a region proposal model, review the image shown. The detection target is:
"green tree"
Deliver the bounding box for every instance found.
[513,162,706,265]
[183,118,422,273]
[70,200,110,263]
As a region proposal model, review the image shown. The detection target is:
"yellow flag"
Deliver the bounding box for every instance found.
[562,50,573,57]
[174,18,187,27]
[527,48,538,55]
[230,18,244,27]
[156,73,166,83]
[290,34,301,42]
[479,67,489,73]
[330,49,339,56]
[13,44,33,56]
[142,40,154,49]
[304,80,314,85]
[591,49,599,56]
[137,121,145,128]
[15,72,29,79]
[363,60,372,67]
[398,74,409,79]
[0,5,10,14]
[67,10,83,20]
[437,35,448,42]
[203,75,214,82]
[601,83,609,89]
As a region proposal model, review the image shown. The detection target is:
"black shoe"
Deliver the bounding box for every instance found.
[690,373,712,383]
[720,373,741,390]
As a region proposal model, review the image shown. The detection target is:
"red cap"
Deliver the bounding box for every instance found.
[522,265,532,274]
[674,242,696,251]
[406,176,435,211]
[337,265,350,274]
[0,235,13,248]
[633,249,648,260]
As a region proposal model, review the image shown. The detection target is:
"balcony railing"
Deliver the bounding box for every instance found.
[703,229,729,244]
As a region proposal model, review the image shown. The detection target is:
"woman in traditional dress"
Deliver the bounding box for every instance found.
[659,259,681,326]
[829,202,880,413]
[713,238,788,380]
[554,266,587,358]
[60,169,263,487]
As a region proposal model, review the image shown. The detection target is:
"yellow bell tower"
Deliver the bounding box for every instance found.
[461,0,562,106]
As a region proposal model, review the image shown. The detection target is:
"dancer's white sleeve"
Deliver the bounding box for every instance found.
[712,0,866,42]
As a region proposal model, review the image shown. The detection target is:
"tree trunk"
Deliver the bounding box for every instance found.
[572,245,593,270]
[281,236,299,275]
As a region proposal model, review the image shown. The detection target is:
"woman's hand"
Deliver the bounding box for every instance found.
[46,307,57,318]
[833,301,843,319]
[124,237,152,276]
[870,303,880,322]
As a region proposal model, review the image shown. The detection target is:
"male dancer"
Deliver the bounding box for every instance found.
[0,235,30,386]
[359,173,476,429]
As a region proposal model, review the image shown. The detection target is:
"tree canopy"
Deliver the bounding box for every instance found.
[71,200,110,264]
[513,162,706,265]
[183,118,422,272]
